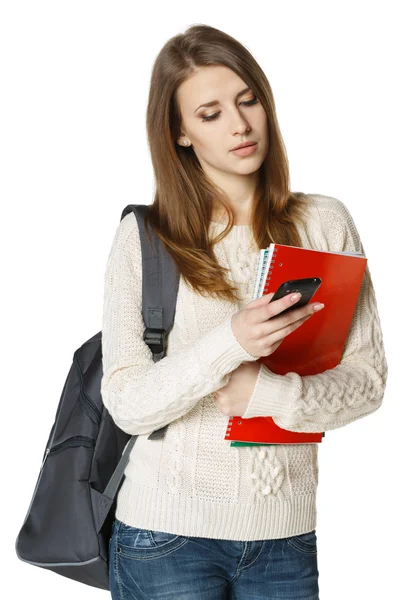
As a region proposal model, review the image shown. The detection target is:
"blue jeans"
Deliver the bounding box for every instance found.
[108,518,319,599]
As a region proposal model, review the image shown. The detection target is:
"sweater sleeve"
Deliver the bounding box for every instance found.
[241,197,388,432]
[100,212,256,436]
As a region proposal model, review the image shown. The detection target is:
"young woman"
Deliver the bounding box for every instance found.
[100,24,387,600]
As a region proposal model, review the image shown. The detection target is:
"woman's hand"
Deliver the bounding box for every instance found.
[213,361,261,417]
[231,291,324,358]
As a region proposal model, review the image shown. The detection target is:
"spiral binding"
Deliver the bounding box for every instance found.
[254,247,278,298]
[253,249,268,299]
[263,248,278,294]
[225,417,241,438]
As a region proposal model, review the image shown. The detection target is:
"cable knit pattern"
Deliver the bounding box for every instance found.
[100,193,387,541]
[247,445,285,501]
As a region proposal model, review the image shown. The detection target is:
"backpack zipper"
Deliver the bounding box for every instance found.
[40,448,50,471]
[74,349,102,425]
[48,435,95,455]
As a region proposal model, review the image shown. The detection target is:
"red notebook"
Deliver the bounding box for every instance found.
[224,243,367,444]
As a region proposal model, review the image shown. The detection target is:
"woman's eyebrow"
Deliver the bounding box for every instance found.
[193,87,251,114]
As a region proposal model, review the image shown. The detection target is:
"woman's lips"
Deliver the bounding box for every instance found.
[231,143,257,157]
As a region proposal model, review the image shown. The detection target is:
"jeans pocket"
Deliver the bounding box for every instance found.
[287,529,318,555]
[116,519,189,560]
[148,529,183,547]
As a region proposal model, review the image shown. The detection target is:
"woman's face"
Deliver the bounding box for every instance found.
[176,65,269,179]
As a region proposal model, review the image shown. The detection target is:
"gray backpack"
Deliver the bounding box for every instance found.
[15,204,180,590]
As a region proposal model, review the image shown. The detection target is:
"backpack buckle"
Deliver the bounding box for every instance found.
[143,328,167,354]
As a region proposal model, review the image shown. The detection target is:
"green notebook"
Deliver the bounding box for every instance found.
[230,442,274,447]
[230,433,325,447]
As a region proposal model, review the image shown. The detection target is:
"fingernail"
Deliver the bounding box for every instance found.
[290,292,301,301]
[313,303,325,311]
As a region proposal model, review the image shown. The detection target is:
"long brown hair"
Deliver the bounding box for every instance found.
[145,24,313,304]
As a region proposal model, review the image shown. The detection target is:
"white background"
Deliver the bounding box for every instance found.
[2,1,398,598]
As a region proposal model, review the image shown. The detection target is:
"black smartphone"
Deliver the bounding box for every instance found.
[269,278,322,315]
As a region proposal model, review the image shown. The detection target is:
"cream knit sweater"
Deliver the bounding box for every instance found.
[100,193,387,541]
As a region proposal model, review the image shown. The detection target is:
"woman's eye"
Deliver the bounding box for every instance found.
[200,96,258,122]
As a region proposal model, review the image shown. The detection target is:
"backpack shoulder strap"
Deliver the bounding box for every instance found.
[121,204,180,363]
[101,204,180,505]
[120,204,179,441]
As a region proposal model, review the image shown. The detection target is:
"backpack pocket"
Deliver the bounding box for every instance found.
[16,436,98,564]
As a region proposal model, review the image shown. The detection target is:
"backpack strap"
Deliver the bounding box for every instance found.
[121,204,180,441]
[103,205,180,504]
